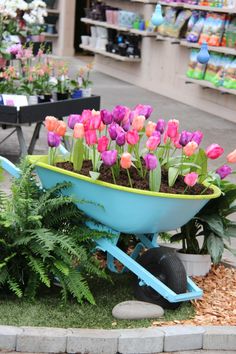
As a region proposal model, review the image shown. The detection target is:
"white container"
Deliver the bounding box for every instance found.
[96,38,108,51]
[81,35,90,46]
[28,95,38,105]
[89,36,97,48]
[90,26,97,37]
[177,252,211,277]
[81,88,92,97]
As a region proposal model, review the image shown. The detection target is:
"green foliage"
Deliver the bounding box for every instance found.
[0,159,109,303]
[171,180,236,264]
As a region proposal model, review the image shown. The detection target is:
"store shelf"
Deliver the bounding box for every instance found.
[79,44,141,62]
[156,34,181,43]
[46,8,59,14]
[130,0,157,3]
[130,28,157,36]
[180,40,236,55]
[42,32,59,38]
[159,2,236,13]
[184,77,236,95]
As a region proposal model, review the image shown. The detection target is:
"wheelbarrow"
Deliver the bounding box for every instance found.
[0,154,221,309]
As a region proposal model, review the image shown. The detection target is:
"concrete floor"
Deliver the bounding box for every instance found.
[0,56,235,265]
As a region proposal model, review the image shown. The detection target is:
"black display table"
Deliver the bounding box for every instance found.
[0,96,100,156]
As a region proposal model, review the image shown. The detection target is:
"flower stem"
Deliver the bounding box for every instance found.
[201,183,212,195]
[111,167,117,184]
[127,169,133,188]
[183,186,189,194]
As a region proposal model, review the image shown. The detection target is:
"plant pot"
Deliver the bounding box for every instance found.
[177,252,211,276]
[81,88,92,98]
[28,95,38,105]
[38,94,52,103]
[56,92,69,101]
[71,89,82,99]
[28,155,221,234]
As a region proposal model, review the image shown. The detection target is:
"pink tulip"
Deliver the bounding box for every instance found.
[145,121,156,137]
[73,123,84,139]
[146,135,161,151]
[166,119,179,139]
[98,121,105,132]
[132,115,145,131]
[89,110,101,130]
[85,129,97,146]
[120,153,132,169]
[184,172,198,187]
[173,133,182,149]
[126,130,139,145]
[183,141,198,157]
[134,104,153,119]
[227,149,236,163]
[97,136,109,153]
[206,144,224,160]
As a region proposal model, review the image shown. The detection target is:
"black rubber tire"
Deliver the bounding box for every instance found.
[134,247,187,309]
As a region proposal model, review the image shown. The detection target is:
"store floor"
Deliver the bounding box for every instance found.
[0,55,235,265]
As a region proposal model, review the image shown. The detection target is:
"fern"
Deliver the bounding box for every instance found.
[7,277,23,298]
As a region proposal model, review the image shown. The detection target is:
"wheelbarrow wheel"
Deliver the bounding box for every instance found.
[134,247,187,309]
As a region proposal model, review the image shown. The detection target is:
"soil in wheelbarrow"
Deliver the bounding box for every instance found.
[56,160,213,195]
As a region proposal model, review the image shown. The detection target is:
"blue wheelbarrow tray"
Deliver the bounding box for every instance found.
[0,155,221,307]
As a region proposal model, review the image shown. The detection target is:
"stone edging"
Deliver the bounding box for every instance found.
[0,325,236,353]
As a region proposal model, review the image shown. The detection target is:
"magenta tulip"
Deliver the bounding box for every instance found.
[101,150,118,167]
[116,131,126,146]
[85,129,97,146]
[179,130,193,147]
[166,119,179,139]
[68,114,82,129]
[126,129,139,145]
[97,136,109,153]
[184,172,198,187]
[146,134,161,151]
[144,153,157,170]
[155,119,166,134]
[47,132,61,148]
[101,109,113,125]
[192,130,203,145]
[134,104,153,119]
[206,144,224,160]
[112,105,128,124]
[216,165,232,180]
[109,123,118,140]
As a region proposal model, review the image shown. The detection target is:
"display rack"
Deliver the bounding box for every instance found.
[159,2,236,13]
[79,44,141,62]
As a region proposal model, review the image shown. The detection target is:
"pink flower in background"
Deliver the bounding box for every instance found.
[134,104,153,119]
[73,123,84,139]
[85,129,97,146]
[101,150,118,167]
[146,134,161,151]
[132,115,145,131]
[184,172,198,187]
[166,119,179,139]
[120,153,132,169]
[145,121,156,137]
[227,149,236,163]
[184,141,198,156]
[206,144,224,160]
[7,44,22,56]
[97,136,109,153]
[126,130,139,145]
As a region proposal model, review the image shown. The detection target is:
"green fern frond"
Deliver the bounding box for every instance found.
[7,277,23,298]
[28,256,51,287]
[64,268,95,305]
[0,267,8,285]
[24,273,39,299]
[54,260,69,276]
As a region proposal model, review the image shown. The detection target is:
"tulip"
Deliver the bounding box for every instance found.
[206,144,224,160]
[47,132,61,148]
[134,104,153,119]
[97,136,109,153]
[144,153,157,171]
[98,121,105,132]
[132,115,145,131]
[73,123,84,139]
[45,116,59,132]
[183,141,198,157]
[126,129,139,145]
[68,114,82,129]
[192,130,203,145]
[81,109,92,122]
[227,149,236,163]
[184,172,198,187]
[146,121,156,137]
[155,119,166,134]
[109,123,118,140]
[129,110,137,124]
[89,110,101,130]
[120,152,132,169]
[216,165,232,180]
[172,133,182,149]
[55,121,67,137]
[101,150,118,167]
[179,130,193,147]
[85,129,97,146]
[146,134,161,151]
[112,105,128,124]
[166,119,179,139]
[101,109,113,125]
[121,115,130,132]
[116,131,126,146]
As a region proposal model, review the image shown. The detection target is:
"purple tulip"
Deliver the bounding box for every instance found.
[116,131,126,146]
[192,130,203,145]
[135,104,153,119]
[144,153,157,171]
[216,165,232,180]
[155,119,166,134]
[129,110,136,124]
[101,109,113,125]
[179,130,193,147]
[101,150,118,167]
[47,132,61,148]
[112,105,128,124]
[108,123,118,140]
[68,114,82,129]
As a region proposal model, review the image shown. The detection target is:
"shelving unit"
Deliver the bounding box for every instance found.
[79,44,141,62]
[159,2,236,13]
[180,40,236,55]
[184,77,236,95]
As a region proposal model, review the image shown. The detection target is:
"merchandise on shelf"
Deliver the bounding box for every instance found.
[160,0,235,8]
[106,33,141,58]
[224,17,236,48]
[186,12,206,42]
[198,13,227,46]
[186,49,206,79]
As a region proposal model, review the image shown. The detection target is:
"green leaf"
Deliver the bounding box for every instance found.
[207,233,224,264]
[89,171,100,180]
[72,138,84,172]
[54,260,69,276]
[194,148,208,182]
[149,158,161,192]
[197,214,225,237]
[168,167,179,187]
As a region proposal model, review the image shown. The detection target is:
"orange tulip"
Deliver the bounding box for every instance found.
[74,123,84,139]
[44,116,59,132]
[183,141,198,157]
[145,121,156,137]
[132,115,145,132]
[55,121,67,137]
[120,152,132,169]
[227,149,236,163]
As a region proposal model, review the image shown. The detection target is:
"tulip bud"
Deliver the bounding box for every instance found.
[47,131,60,148]
[144,153,157,171]
[146,121,156,137]
[120,152,132,169]
[192,130,203,145]
[179,130,193,147]
[74,123,84,139]
[101,109,113,125]
[45,116,59,132]
[155,119,166,134]
[166,119,179,139]
[68,114,82,129]
[116,131,126,146]
[184,141,198,157]
[55,121,67,137]
[146,134,161,151]
[206,144,224,160]
[101,150,118,167]
[184,172,198,187]
[97,135,109,153]
[132,115,145,131]
[227,149,236,163]
[216,165,232,179]
[85,129,97,146]
[126,130,139,145]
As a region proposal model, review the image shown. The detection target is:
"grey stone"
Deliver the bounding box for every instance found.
[203,326,236,350]
[67,328,120,354]
[16,327,68,353]
[118,328,164,354]
[112,300,164,320]
[0,325,22,351]
[161,325,205,352]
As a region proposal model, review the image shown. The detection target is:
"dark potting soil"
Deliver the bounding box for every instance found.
[55,160,213,195]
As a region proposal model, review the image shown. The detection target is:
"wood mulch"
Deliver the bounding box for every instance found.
[152,264,236,326]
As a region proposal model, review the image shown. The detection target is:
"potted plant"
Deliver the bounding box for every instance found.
[55,61,71,100]
[70,77,82,99]
[78,62,94,97]
[34,61,55,102]
[17,64,38,105]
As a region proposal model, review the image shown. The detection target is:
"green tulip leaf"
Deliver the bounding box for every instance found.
[168,167,179,187]
[89,171,100,180]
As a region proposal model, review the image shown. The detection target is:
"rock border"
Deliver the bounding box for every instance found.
[0,325,236,354]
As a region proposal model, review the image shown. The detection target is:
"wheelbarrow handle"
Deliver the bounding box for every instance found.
[0,156,21,179]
